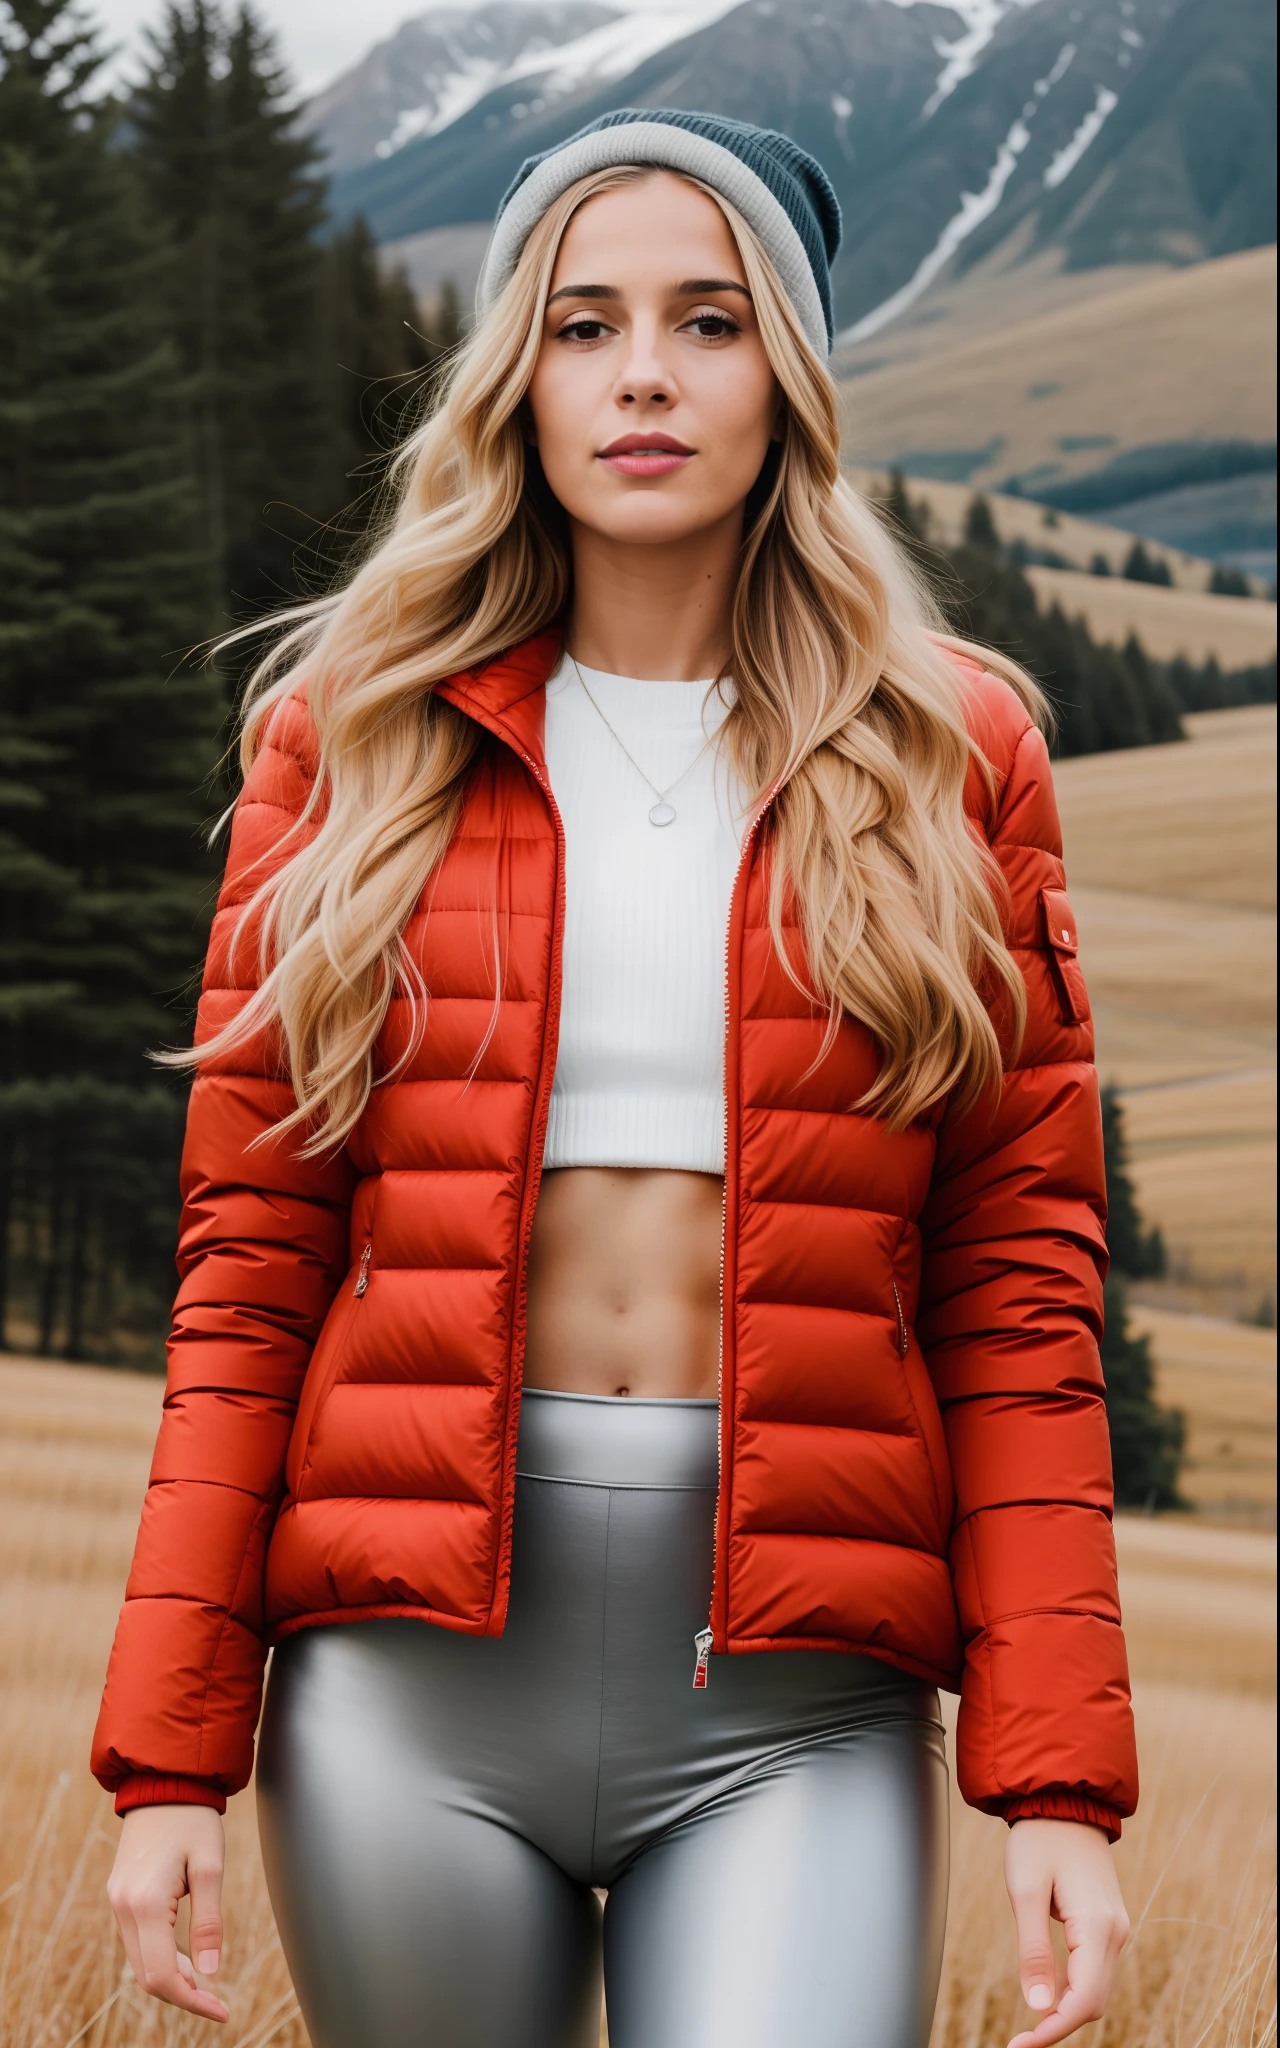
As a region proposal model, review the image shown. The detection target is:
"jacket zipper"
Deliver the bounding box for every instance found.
[504,745,567,1589]
[693,1626,714,1688]
[354,1241,373,1298]
[694,776,786,1689]
[892,1278,909,1358]
[423,684,567,1636]
[447,677,777,1669]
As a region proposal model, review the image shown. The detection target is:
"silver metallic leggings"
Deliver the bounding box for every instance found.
[257,1391,949,2047]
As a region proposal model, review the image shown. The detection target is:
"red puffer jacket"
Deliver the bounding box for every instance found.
[92,628,1137,1837]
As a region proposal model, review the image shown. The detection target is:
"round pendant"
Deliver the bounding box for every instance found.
[648,801,677,827]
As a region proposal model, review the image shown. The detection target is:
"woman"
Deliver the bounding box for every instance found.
[96,110,1137,2048]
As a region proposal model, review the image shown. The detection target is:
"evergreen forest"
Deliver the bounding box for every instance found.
[0,0,458,1362]
[0,0,1243,1506]
[876,477,1278,750]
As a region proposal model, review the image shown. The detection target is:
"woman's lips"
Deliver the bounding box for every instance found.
[597,434,694,477]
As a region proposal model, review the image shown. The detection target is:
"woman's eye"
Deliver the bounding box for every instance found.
[684,312,739,340]
[558,319,610,343]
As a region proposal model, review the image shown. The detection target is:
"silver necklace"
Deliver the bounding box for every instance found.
[568,653,715,827]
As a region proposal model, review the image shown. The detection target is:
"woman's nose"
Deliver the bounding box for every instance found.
[614,324,676,407]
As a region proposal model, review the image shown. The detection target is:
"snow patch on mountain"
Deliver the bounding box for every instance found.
[838,40,1078,344]
[1043,81,1119,186]
[890,0,1048,119]
[368,0,744,159]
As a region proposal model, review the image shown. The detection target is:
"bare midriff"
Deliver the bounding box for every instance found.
[524,1168,723,1398]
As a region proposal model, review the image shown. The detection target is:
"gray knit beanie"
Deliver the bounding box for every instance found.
[476,108,842,357]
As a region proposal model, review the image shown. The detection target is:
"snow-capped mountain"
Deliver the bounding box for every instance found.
[312,0,1276,335]
[305,1,746,176]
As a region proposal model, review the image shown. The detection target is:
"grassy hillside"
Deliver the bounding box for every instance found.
[1024,567,1277,664]
[1053,704,1277,1321]
[849,460,1271,594]
[1130,1303,1276,1524]
[838,245,1276,495]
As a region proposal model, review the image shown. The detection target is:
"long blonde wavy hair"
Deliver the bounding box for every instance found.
[180,164,1046,1151]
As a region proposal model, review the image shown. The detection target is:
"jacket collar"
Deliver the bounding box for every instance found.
[435,627,563,769]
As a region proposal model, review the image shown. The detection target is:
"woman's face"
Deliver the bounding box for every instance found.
[525,172,782,548]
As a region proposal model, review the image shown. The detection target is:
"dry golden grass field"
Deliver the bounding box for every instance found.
[838,245,1277,497]
[1,708,1274,2048]
[0,1356,1274,2048]
[1054,705,1277,1330]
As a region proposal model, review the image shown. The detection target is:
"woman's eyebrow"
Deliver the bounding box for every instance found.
[546,278,753,306]
[675,278,752,298]
[546,283,621,305]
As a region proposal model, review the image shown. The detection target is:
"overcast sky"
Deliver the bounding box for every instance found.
[89,0,703,95]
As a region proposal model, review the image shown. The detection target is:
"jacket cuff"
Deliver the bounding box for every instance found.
[114,1774,228,1818]
[1002,1792,1123,1843]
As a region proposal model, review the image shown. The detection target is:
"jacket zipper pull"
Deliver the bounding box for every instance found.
[892,1279,909,1358]
[692,1627,714,1690]
[354,1242,372,1298]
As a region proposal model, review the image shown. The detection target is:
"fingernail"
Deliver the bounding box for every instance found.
[1028,1985,1053,2010]
[198,1950,220,1974]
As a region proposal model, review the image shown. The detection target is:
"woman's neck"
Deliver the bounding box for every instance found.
[565,509,741,680]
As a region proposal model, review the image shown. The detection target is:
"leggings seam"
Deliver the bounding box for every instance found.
[588,1488,612,1883]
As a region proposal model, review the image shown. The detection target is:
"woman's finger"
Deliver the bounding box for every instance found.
[109,1895,147,2002]
[133,1891,229,2022]
[1006,1911,1121,2048]
[1006,1865,1057,2017]
[187,1847,225,1977]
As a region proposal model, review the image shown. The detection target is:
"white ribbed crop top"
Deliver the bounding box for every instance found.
[542,654,748,1175]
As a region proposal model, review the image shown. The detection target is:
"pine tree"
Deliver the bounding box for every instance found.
[1120,634,1183,748]
[0,0,221,1356]
[878,468,935,573]
[1098,1092,1185,1508]
[963,492,1000,552]
[1101,1085,1166,1278]
[1101,1274,1186,1508]
[125,0,226,616]
[431,279,466,355]
[217,5,329,610]
[131,0,329,620]
[131,4,448,628]
[1209,563,1251,597]
[1123,540,1173,587]
[310,219,439,572]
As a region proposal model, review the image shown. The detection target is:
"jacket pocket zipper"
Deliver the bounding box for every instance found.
[354,1240,373,1298]
[892,1278,909,1358]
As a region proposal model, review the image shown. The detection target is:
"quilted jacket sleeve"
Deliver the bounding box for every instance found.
[91,694,356,1814]
[919,683,1139,1840]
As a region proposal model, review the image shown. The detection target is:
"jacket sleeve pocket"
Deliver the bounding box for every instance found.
[1040,886,1090,1026]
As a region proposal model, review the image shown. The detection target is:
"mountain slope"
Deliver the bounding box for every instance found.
[317,0,1277,333]
[1040,0,1277,268]
[304,5,620,175]
[326,0,964,265]
[837,244,1276,498]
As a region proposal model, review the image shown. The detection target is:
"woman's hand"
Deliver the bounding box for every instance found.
[1005,1818,1130,2046]
[107,1804,229,2023]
